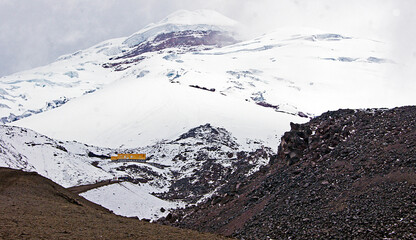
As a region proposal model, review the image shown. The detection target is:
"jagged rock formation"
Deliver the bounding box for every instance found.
[160,106,416,239]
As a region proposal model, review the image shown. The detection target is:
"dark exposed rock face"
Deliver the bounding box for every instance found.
[160,106,416,239]
[120,30,236,59]
[156,147,270,204]
[175,123,239,149]
[103,30,236,71]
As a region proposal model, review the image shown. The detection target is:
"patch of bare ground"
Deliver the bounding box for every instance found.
[0,167,230,240]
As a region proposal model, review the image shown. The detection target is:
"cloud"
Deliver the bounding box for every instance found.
[0,0,159,76]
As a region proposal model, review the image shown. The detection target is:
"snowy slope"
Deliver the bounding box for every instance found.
[11,72,303,149]
[0,125,113,187]
[0,37,126,124]
[80,182,184,221]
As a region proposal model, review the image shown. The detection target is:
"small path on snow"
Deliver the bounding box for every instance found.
[67,180,121,194]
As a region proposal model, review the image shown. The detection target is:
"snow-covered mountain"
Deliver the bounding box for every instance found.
[0,9,237,124]
[1,9,415,224]
[1,9,411,150]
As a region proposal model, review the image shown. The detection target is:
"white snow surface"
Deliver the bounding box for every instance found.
[0,37,125,124]
[80,182,184,221]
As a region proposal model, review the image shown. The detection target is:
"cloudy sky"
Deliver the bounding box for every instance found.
[0,0,415,77]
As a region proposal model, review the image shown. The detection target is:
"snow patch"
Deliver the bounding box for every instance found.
[81,182,184,221]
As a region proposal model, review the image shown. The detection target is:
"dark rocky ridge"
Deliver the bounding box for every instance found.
[103,30,236,71]
[154,124,272,204]
[119,30,236,59]
[160,106,416,239]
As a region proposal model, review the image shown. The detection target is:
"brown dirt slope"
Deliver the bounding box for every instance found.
[0,167,229,240]
[162,106,416,239]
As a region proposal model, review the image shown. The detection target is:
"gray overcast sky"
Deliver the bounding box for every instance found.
[0,0,415,77]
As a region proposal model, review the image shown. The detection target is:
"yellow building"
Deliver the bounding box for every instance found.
[111,154,146,161]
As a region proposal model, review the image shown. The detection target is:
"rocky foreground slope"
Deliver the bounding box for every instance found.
[0,167,227,240]
[160,106,416,239]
